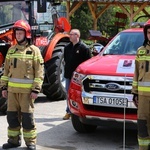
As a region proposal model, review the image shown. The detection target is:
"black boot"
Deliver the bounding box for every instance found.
[2,142,21,149]
[27,145,36,150]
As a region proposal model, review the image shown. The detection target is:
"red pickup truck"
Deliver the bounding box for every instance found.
[68,27,144,133]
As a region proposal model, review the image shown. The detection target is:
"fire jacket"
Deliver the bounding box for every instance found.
[64,40,91,79]
[132,44,150,96]
[1,44,44,93]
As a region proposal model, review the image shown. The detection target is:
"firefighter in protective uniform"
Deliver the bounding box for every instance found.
[132,19,150,150]
[1,20,44,150]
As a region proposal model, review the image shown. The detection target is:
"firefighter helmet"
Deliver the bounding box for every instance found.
[13,20,31,38]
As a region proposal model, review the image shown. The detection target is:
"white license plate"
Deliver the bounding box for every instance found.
[93,96,128,108]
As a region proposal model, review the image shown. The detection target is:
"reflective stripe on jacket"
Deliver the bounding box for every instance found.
[1,44,44,93]
[132,44,150,96]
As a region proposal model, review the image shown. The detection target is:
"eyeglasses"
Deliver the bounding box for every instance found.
[69,33,77,36]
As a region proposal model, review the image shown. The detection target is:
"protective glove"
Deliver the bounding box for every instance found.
[132,93,138,108]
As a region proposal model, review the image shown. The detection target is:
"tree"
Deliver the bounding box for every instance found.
[70,3,93,39]
[70,3,150,41]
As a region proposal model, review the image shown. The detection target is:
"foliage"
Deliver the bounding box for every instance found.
[133,7,150,22]
[97,6,115,38]
[82,39,93,46]
[69,3,150,41]
[70,4,129,40]
[70,3,93,39]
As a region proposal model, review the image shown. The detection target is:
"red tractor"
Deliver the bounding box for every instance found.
[0,0,71,113]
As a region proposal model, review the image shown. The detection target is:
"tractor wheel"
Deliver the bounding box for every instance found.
[0,90,7,114]
[0,65,7,114]
[71,114,97,133]
[42,42,67,101]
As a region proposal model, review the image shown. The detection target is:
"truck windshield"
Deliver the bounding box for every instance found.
[0,1,54,31]
[103,31,144,55]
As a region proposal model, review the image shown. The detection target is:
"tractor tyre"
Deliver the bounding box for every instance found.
[43,42,67,101]
[0,90,7,114]
[71,114,97,133]
[0,65,7,114]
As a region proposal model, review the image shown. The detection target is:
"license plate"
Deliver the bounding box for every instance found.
[93,96,128,108]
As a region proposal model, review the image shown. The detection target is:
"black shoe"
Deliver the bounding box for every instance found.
[27,145,36,150]
[2,142,21,149]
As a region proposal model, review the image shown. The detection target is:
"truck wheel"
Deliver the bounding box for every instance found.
[0,90,7,114]
[71,114,97,133]
[43,42,67,101]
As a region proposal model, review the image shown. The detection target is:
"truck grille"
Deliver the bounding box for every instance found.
[80,75,135,112]
[82,75,133,94]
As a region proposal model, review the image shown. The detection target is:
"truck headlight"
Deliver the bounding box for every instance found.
[70,99,78,109]
[72,72,86,85]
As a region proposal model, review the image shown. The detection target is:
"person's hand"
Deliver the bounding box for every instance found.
[2,90,8,98]
[132,94,138,108]
[30,92,38,100]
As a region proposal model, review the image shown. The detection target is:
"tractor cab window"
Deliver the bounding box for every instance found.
[0,2,27,26]
[34,2,54,31]
[0,1,57,34]
[103,31,144,55]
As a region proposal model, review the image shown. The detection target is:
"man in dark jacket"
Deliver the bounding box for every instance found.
[63,29,91,120]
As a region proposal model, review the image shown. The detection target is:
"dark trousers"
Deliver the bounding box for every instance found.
[65,78,71,114]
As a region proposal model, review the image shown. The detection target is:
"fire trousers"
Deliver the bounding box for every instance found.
[6,92,37,146]
[138,95,150,150]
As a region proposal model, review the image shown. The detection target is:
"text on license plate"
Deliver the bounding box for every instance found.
[93,96,128,107]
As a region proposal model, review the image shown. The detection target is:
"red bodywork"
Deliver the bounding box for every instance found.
[0,17,71,65]
[44,32,70,62]
[69,55,137,121]
[0,29,16,67]
[68,28,144,126]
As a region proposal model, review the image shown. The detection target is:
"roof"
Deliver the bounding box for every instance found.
[0,0,53,2]
[0,0,148,2]
[64,0,149,2]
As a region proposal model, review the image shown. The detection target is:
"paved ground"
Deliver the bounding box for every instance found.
[0,96,138,150]
[0,96,69,150]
